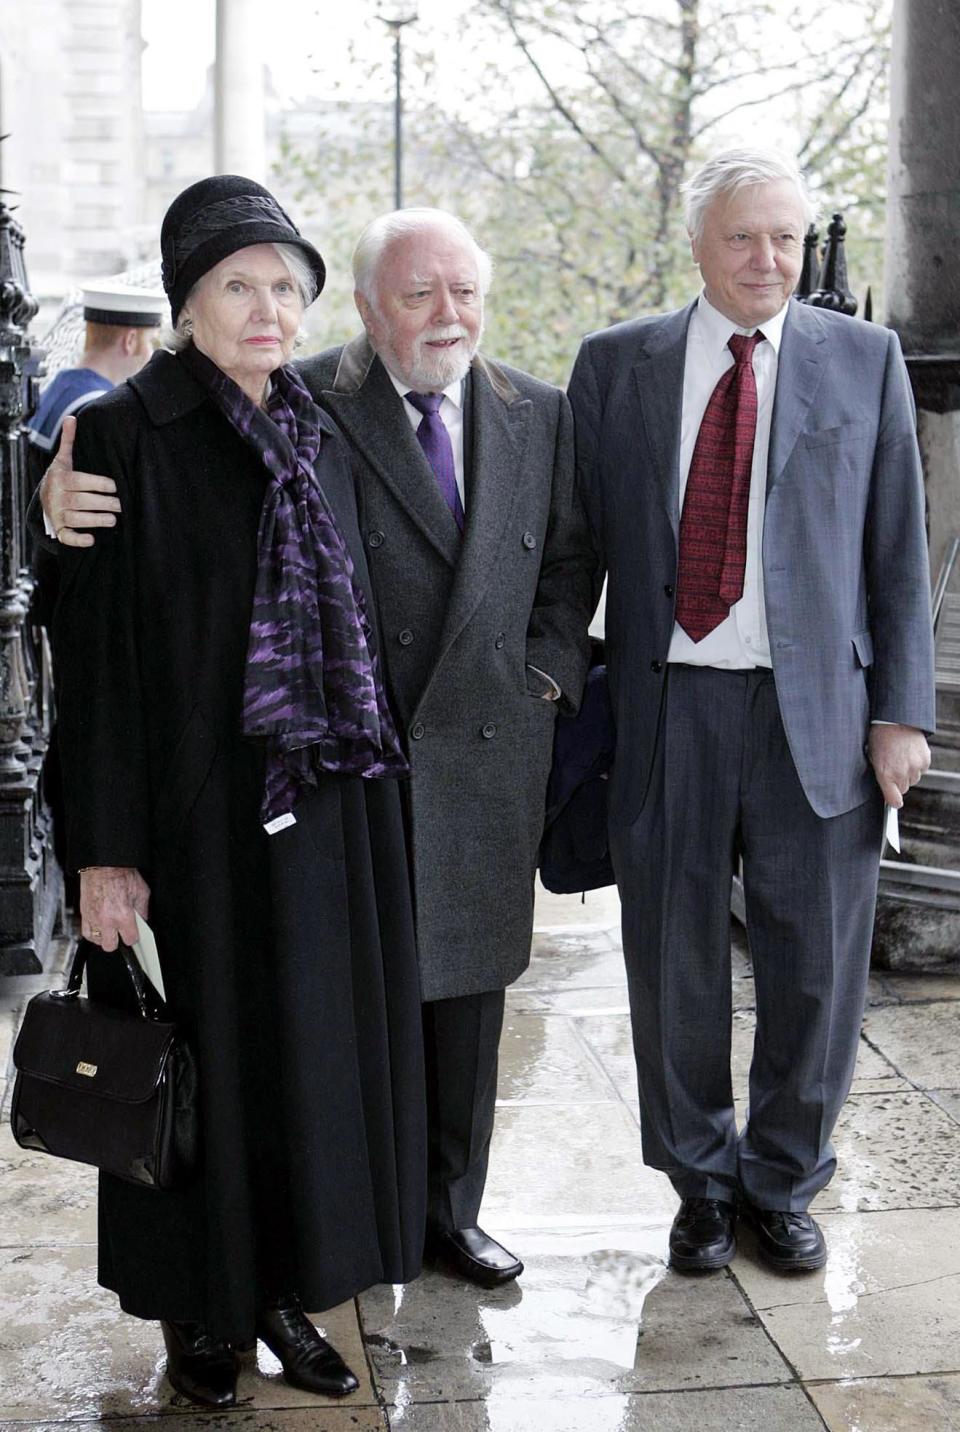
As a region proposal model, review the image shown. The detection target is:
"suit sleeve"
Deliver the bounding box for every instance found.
[523,388,595,714]
[53,406,152,873]
[864,330,936,732]
[566,339,607,611]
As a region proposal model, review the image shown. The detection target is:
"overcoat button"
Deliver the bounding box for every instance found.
[522,531,537,550]
[411,722,425,740]
[398,628,414,646]
[650,660,663,673]
[481,723,497,739]
[368,530,385,548]
[664,584,674,597]
[494,632,505,649]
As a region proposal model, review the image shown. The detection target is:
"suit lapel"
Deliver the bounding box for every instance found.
[319,334,461,567]
[438,354,530,650]
[767,301,829,492]
[631,303,694,540]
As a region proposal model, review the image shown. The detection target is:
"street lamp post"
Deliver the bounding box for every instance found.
[382,12,417,210]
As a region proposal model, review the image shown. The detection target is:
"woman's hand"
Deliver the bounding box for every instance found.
[80,867,151,951]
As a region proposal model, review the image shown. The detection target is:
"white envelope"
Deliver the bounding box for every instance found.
[133,912,166,1003]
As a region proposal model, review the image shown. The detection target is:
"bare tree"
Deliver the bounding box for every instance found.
[281,0,891,379]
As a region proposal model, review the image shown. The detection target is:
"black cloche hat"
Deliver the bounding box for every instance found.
[160,175,326,323]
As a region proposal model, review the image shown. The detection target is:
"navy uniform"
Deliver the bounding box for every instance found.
[28,282,166,483]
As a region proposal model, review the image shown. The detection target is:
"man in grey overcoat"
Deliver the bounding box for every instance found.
[568,147,935,1276]
[40,208,594,1288]
[298,210,593,1285]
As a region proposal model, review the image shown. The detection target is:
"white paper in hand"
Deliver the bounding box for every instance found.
[884,804,901,855]
[133,912,166,1003]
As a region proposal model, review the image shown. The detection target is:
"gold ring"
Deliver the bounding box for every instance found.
[89,928,101,938]
[55,526,68,542]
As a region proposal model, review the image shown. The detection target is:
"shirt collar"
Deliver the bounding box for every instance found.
[696,290,789,357]
[384,364,464,411]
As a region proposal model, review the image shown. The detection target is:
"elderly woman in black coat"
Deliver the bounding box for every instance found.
[52,176,427,1409]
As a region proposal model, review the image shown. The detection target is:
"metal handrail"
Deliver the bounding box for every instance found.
[932,536,960,630]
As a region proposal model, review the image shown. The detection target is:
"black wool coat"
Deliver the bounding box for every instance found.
[52,349,426,1338]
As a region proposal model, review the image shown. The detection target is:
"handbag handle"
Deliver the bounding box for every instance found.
[63,939,163,1020]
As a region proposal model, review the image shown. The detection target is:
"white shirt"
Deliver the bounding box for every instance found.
[385,367,466,509]
[667,293,788,669]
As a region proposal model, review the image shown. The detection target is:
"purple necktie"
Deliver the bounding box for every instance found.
[405,391,465,531]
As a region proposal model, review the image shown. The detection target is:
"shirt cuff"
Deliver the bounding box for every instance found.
[526,663,561,701]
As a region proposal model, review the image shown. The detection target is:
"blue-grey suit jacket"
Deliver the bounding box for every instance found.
[568,298,936,822]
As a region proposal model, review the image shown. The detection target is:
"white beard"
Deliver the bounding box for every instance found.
[383,322,481,392]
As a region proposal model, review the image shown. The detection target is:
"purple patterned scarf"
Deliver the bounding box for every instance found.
[179,342,408,823]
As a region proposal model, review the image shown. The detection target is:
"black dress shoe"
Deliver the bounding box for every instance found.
[744,1206,827,1272]
[161,1319,238,1408]
[425,1225,523,1288]
[255,1297,359,1397]
[668,1197,737,1272]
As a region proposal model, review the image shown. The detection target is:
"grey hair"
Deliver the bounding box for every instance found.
[682,147,816,240]
[159,241,315,352]
[352,208,494,304]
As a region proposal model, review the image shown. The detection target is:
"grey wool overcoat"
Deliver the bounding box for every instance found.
[298,336,595,1001]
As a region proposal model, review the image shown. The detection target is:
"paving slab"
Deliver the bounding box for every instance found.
[0,1121,98,1248]
[871,972,960,1004]
[0,1245,376,1419]
[360,1255,793,1403]
[863,1002,960,1088]
[571,1012,641,1106]
[809,1373,960,1431]
[517,938,625,995]
[5,1414,387,1430]
[507,987,632,1017]
[533,880,621,933]
[385,1383,823,1430]
[813,1090,960,1212]
[732,1208,960,1381]
[496,1012,617,1106]
[930,1088,960,1124]
[482,1104,664,1221]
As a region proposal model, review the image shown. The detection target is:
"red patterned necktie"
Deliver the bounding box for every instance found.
[675,331,764,643]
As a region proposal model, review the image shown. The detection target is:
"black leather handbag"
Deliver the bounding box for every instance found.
[10,940,199,1190]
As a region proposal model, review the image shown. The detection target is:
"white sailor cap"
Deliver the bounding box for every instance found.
[82,281,167,327]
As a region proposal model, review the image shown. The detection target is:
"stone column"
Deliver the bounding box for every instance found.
[214,0,267,181]
[885,0,960,583]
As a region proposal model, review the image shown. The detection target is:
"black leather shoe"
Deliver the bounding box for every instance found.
[425,1224,524,1288]
[744,1206,827,1272]
[161,1319,238,1408]
[255,1297,359,1397]
[668,1197,737,1272]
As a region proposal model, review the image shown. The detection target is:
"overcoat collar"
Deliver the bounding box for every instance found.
[128,347,341,441]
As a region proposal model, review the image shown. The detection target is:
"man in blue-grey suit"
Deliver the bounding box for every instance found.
[568,147,935,1275]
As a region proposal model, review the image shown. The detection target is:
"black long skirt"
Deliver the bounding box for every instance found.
[89,772,427,1342]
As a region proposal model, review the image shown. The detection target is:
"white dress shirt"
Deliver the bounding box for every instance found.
[385,367,466,509]
[668,293,789,669]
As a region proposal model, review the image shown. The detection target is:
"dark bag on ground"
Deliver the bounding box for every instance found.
[10,940,198,1190]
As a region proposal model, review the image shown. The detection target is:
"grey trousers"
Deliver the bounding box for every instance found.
[611,666,883,1210]
[422,988,506,1231]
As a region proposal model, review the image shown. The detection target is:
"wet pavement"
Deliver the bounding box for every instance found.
[2,885,960,1431]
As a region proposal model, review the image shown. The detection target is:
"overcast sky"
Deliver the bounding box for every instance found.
[141,0,456,110]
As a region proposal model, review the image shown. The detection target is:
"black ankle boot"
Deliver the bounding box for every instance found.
[161,1319,238,1407]
[255,1296,359,1396]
